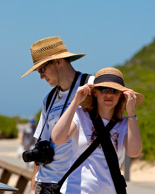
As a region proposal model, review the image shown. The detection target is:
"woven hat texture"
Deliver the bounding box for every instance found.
[22,36,86,77]
[80,67,144,109]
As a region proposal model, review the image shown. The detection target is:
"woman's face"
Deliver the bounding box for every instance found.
[94,87,122,111]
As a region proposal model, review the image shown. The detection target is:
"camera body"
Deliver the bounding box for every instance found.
[22,140,54,166]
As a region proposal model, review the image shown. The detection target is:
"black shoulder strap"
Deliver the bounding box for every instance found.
[46,86,57,111]
[57,114,116,187]
[40,72,80,141]
[80,73,91,86]
[89,110,127,194]
[46,73,90,111]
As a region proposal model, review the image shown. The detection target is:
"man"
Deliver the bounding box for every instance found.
[22,36,94,194]
[21,118,36,151]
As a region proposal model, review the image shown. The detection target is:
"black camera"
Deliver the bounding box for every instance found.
[22,140,54,166]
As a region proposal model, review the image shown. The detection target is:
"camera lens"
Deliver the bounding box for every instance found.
[22,147,40,162]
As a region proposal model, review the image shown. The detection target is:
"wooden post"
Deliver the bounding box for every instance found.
[0,160,32,193]
[124,154,131,181]
[15,176,28,194]
[0,169,11,183]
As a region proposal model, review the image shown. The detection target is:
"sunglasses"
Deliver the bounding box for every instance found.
[38,62,49,74]
[96,87,121,94]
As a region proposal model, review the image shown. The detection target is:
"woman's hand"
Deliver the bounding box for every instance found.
[123,89,142,157]
[123,89,136,116]
[74,84,94,106]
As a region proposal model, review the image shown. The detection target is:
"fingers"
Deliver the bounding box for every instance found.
[123,89,137,100]
[78,84,94,96]
[74,84,94,105]
[123,89,136,115]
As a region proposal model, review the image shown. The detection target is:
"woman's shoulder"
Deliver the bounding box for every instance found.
[76,106,87,115]
[113,116,128,132]
[122,115,128,122]
[117,116,128,126]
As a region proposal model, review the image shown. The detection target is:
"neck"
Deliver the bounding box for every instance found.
[59,67,76,91]
[98,108,114,121]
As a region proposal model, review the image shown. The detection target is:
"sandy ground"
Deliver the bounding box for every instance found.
[129,159,155,182]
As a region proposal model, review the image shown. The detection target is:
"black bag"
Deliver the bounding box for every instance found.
[43,183,61,194]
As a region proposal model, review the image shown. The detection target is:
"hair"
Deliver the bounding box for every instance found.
[113,94,126,122]
[47,58,70,65]
[82,89,126,122]
[63,57,70,63]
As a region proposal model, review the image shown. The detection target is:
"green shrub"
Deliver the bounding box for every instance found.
[0,115,18,138]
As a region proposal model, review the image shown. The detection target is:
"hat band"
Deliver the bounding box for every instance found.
[94,74,125,86]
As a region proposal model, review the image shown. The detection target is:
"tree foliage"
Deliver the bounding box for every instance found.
[117,39,155,161]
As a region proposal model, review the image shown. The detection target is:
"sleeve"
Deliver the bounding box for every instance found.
[33,96,48,139]
[87,75,95,84]
[123,116,128,135]
[72,110,80,130]
[33,113,43,139]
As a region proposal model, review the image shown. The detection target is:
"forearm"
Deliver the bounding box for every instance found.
[123,90,142,157]
[52,98,79,144]
[125,119,142,157]
[30,163,39,194]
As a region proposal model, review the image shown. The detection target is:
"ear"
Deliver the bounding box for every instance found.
[54,59,63,66]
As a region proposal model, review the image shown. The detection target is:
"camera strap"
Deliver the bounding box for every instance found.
[38,71,81,141]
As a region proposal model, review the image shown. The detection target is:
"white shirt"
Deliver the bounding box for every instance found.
[34,74,94,183]
[61,106,128,194]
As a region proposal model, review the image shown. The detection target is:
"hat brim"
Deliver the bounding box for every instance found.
[80,83,144,109]
[22,52,86,77]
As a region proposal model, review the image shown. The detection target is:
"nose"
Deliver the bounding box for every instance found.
[40,73,45,79]
[106,89,113,95]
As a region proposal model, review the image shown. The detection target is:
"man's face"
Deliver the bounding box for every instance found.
[37,60,59,87]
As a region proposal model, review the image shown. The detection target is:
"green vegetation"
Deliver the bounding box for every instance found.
[36,110,41,124]
[0,115,29,138]
[117,38,155,161]
[0,115,18,138]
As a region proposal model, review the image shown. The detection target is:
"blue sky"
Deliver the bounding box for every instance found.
[0,0,155,118]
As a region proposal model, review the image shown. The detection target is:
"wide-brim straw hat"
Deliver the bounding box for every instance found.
[22,36,86,77]
[80,67,144,109]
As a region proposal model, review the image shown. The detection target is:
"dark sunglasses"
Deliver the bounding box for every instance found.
[38,62,49,74]
[96,87,121,94]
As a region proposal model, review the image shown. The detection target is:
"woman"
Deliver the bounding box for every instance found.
[51,67,144,194]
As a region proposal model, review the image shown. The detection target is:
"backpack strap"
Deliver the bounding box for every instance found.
[46,86,57,112]
[80,73,91,86]
[46,73,91,111]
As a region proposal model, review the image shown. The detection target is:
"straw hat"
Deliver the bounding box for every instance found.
[81,67,144,109]
[22,36,86,77]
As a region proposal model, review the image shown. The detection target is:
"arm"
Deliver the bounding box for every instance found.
[123,89,142,158]
[52,84,93,145]
[29,163,39,194]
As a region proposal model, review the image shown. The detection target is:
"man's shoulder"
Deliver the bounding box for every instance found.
[80,72,94,85]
